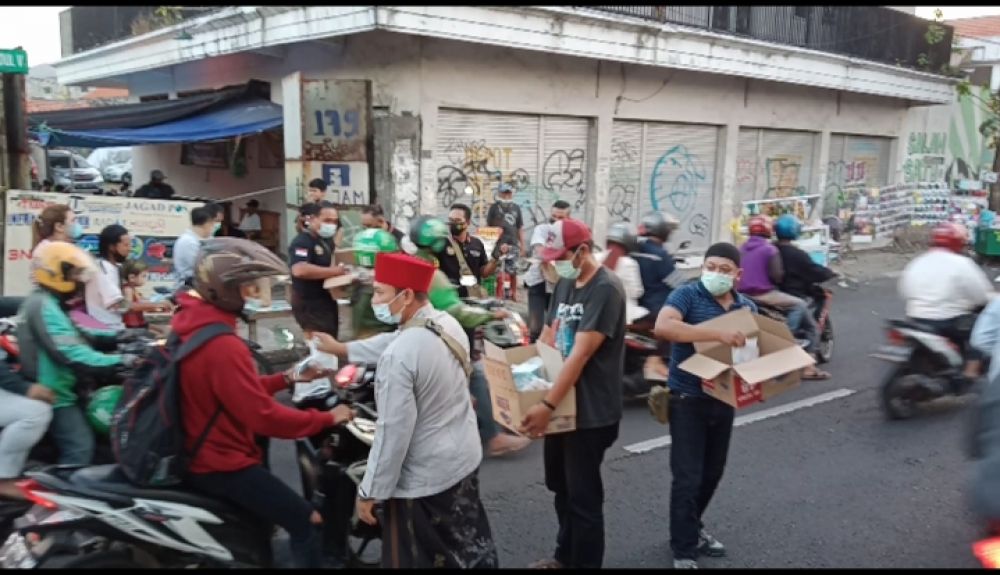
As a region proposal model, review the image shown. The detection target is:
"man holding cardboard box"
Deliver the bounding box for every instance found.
[520,218,626,570]
[288,202,349,338]
[654,242,756,569]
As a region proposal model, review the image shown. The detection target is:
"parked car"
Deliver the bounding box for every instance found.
[103,159,132,184]
[48,150,104,193]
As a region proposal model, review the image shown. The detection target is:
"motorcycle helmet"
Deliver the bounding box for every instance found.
[353,228,399,268]
[606,222,639,252]
[774,214,803,241]
[409,215,449,253]
[747,215,774,238]
[193,238,289,315]
[86,385,123,436]
[930,222,969,253]
[33,241,97,297]
[639,212,679,241]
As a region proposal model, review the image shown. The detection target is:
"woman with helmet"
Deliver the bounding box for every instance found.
[173,237,354,568]
[29,204,83,288]
[738,215,828,379]
[17,241,135,466]
[900,221,993,388]
[597,222,646,323]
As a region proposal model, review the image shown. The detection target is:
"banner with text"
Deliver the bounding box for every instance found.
[4,190,203,296]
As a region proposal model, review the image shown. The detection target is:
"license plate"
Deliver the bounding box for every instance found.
[0,533,37,569]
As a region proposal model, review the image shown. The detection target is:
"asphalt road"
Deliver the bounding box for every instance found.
[271,275,987,568]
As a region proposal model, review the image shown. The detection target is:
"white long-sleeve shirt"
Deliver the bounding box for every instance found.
[352,305,482,501]
[899,248,993,321]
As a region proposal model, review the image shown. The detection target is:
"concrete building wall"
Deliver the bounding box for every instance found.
[125,30,943,245]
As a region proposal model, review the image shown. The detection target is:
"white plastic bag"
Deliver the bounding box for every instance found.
[731,337,760,365]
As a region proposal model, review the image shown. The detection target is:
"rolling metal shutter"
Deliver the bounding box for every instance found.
[824,134,892,215]
[609,120,720,250]
[433,109,590,235]
[736,128,818,201]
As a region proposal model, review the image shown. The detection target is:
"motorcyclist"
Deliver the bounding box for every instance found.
[349,228,403,339]
[175,237,355,569]
[899,222,993,388]
[597,222,646,324]
[773,213,837,317]
[0,361,54,500]
[17,241,134,466]
[633,212,684,330]
[738,215,828,380]
[316,215,531,458]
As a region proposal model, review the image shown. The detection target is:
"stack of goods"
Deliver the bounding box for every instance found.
[512,356,552,391]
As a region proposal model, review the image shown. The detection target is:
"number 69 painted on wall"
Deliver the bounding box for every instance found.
[313,109,360,138]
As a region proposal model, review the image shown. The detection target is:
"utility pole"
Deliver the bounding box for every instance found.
[0,47,29,191]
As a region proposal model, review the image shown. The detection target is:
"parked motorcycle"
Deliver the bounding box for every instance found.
[0,360,376,569]
[871,315,986,420]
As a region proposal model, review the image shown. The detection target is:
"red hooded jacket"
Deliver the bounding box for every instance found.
[173,292,334,474]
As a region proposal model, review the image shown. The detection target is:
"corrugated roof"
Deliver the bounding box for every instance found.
[947,15,1000,39]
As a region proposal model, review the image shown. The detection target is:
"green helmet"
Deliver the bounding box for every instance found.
[409,215,449,253]
[353,228,399,268]
[86,385,123,436]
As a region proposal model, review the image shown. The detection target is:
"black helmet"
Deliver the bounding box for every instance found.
[606,222,638,252]
[639,212,679,241]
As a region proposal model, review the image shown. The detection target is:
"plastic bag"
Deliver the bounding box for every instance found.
[731,337,759,365]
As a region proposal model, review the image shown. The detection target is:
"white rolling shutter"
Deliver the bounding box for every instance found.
[735,128,761,203]
[434,109,589,235]
[609,120,643,224]
[640,122,720,250]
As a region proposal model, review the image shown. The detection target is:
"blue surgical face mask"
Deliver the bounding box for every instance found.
[553,248,582,280]
[318,223,338,239]
[372,292,404,325]
[701,270,734,296]
[69,222,84,240]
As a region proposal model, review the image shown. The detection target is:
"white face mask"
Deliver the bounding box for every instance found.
[318,223,338,238]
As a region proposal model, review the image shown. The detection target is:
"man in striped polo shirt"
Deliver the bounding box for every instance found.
[654,242,757,569]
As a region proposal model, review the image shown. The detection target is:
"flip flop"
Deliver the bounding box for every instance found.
[802,370,832,381]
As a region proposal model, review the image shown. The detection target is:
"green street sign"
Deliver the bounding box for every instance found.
[0,49,27,75]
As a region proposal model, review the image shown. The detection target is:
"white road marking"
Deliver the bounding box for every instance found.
[622,388,857,455]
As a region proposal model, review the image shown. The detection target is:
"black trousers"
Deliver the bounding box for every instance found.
[668,393,735,560]
[543,423,620,568]
[527,282,550,343]
[187,465,321,568]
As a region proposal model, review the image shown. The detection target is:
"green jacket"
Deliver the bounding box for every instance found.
[18,291,124,408]
[349,250,494,336]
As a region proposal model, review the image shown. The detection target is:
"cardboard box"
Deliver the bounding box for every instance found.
[679,307,815,409]
[483,341,576,435]
[323,272,356,299]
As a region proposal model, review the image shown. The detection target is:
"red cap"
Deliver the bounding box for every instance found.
[541,218,592,262]
[374,252,436,293]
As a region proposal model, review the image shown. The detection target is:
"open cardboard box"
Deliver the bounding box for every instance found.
[483,341,576,435]
[679,307,816,409]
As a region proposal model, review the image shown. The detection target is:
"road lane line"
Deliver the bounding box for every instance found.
[622,388,857,455]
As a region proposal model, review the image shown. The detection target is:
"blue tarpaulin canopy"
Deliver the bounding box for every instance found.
[33,97,282,148]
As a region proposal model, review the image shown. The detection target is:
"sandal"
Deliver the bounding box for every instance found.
[528,558,564,569]
[802,369,832,381]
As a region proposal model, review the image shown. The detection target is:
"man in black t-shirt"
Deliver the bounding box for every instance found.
[520,218,626,570]
[288,202,349,337]
[435,203,499,298]
[486,184,525,299]
[133,169,176,199]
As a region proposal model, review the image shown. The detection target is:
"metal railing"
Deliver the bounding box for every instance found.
[63,6,230,57]
[586,6,954,74]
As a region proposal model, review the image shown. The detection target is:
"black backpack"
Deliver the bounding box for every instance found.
[110,323,233,487]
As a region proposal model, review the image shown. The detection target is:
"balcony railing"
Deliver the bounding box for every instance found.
[586,6,954,74]
[61,6,230,58]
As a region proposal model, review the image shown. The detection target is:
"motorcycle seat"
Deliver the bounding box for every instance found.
[68,464,241,515]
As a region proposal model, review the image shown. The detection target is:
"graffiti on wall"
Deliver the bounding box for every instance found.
[902,132,947,184]
[947,86,994,186]
[764,156,807,198]
[434,138,588,234]
[823,159,870,215]
[608,138,639,223]
[649,144,710,238]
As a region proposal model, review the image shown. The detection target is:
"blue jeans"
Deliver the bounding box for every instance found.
[50,405,95,466]
[470,362,499,443]
[668,393,735,561]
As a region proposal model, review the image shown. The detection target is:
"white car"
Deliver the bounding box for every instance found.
[48,150,104,193]
[103,160,132,184]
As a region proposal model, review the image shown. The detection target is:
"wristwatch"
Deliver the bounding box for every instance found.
[541,399,556,411]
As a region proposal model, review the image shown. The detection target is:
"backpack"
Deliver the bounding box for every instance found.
[110,323,233,487]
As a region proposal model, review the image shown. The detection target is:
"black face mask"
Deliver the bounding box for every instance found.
[549,218,556,224]
[450,223,466,236]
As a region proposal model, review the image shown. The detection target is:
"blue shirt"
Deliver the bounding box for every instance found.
[634,240,676,314]
[665,281,757,396]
